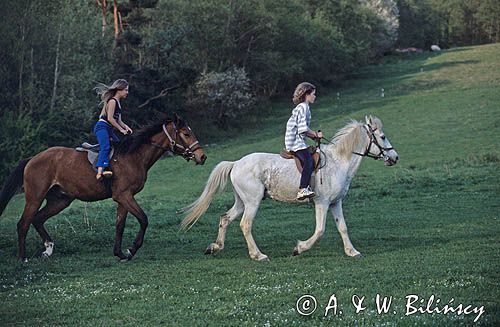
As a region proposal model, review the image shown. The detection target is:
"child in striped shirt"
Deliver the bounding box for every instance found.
[284,82,323,200]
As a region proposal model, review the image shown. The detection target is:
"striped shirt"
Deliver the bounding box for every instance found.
[284,102,310,151]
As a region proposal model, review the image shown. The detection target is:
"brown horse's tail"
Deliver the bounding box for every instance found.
[0,158,31,218]
[180,161,234,230]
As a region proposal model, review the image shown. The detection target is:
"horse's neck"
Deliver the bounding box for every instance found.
[345,154,364,183]
[129,140,166,171]
[326,146,363,174]
[146,146,167,170]
[324,139,366,186]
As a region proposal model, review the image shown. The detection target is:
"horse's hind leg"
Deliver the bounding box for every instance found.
[205,192,244,255]
[17,165,55,261]
[32,192,74,258]
[17,198,44,261]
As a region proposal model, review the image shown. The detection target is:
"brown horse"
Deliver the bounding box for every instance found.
[0,114,206,261]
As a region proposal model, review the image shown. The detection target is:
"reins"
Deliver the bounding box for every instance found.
[352,124,394,160]
[151,121,201,161]
[314,123,393,183]
[316,131,324,184]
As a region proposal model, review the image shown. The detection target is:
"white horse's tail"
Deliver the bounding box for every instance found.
[180,161,234,230]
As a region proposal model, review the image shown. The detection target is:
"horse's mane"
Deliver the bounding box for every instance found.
[330,116,383,159]
[116,115,187,154]
[330,120,365,159]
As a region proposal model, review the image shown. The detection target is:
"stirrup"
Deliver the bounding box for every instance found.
[102,170,113,178]
[297,187,315,200]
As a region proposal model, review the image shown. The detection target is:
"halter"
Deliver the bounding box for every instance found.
[352,124,394,160]
[151,121,202,161]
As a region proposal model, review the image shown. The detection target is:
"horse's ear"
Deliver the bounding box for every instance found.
[365,115,373,125]
[173,112,180,124]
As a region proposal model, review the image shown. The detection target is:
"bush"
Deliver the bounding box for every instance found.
[187,67,254,128]
[0,111,46,181]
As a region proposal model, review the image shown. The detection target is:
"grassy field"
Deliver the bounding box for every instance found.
[0,44,499,326]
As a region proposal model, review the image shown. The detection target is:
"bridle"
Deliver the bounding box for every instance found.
[313,123,393,184]
[151,121,202,161]
[352,124,394,160]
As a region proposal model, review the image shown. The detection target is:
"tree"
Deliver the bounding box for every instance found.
[362,0,400,54]
[0,0,112,182]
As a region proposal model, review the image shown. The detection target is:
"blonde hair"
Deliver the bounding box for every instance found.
[94,79,128,108]
[292,82,316,105]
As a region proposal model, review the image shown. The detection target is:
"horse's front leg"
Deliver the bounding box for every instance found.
[114,194,148,260]
[293,201,329,256]
[113,204,130,260]
[330,200,362,258]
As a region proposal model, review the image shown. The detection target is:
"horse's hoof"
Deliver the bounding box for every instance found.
[41,252,50,259]
[126,249,134,260]
[250,253,269,262]
[119,257,132,262]
[204,243,219,255]
[354,253,364,259]
[204,245,213,255]
[292,247,300,256]
[118,250,133,262]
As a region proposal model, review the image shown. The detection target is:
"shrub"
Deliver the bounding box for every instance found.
[187,67,254,128]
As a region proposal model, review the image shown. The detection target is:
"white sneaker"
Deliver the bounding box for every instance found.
[297,187,315,200]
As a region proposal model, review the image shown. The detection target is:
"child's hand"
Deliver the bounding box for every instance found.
[317,131,323,139]
[125,126,133,134]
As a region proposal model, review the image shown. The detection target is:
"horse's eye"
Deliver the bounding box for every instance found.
[183,133,190,137]
[381,135,386,140]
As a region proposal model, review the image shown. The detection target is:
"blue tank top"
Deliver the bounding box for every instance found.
[99,98,122,122]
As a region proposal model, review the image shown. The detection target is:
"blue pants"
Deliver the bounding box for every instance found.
[295,148,314,189]
[94,121,119,168]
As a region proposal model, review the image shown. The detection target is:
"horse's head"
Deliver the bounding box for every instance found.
[168,113,207,165]
[362,115,399,166]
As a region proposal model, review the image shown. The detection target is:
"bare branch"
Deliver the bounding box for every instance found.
[50,25,63,112]
[138,85,181,108]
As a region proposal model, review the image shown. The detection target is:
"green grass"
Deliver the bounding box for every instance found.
[1,44,499,326]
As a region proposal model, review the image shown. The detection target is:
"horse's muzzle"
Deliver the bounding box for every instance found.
[383,152,399,166]
[195,154,207,165]
[181,149,206,165]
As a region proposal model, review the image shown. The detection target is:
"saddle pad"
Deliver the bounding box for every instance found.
[76,145,114,172]
[80,142,100,151]
[280,147,320,173]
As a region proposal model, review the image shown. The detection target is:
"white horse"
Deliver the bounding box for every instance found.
[181,115,399,261]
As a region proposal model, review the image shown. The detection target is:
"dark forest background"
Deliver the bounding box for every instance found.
[0,0,498,181]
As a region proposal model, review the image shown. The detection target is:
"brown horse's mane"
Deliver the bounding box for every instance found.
[116,115,187,154]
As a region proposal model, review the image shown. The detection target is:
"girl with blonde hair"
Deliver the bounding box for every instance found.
[284,82,323,200]
[93,79,133,180]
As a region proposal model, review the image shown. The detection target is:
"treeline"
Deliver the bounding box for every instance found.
[397,0,500,48]
[0,0,498,182]
[0,0,398,181]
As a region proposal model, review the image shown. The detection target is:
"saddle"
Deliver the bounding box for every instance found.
[280,146,320,173]
[76,142,115,172]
